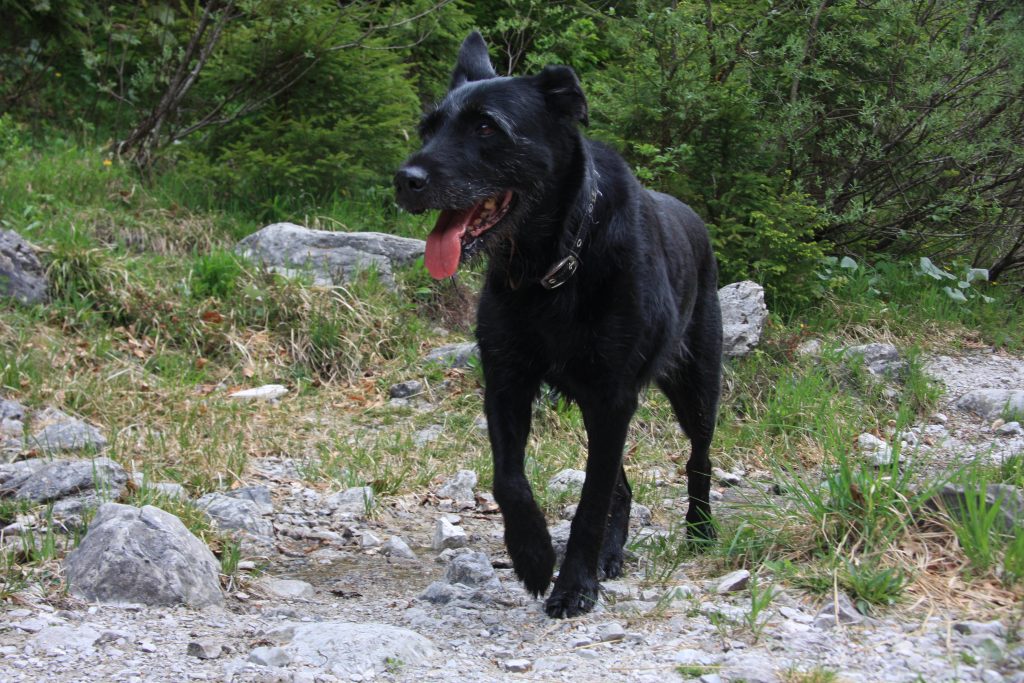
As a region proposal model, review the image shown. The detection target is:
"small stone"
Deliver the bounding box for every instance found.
[547,469,587,495]
[326,486,375,517]
[389,380,423,399]
[139,640,157,653]
[30,625,100,654]
[930,412,948,424]
[360,531,383,548]
[600,581,633,600]
[812,592,862,628]
[413,424,444,447]
[844,343,904,376]
[195,492,273,538]
[857,432,897,466]
[419,580,473,605]
[715,569,750,594]
[423,342,479,368]
[712,467,742,487]
[260,578,314,600]
[381,535,417,560]
[796,339,823,357]
[996,421,1023,436]
[503,658,532,672]
[444,551,499,588]
[954,621,1007,638]
[248,646,292,667]
[228,384,288,401]
[661,584,697,604]
[432,516,468,550]
[630,502,652,526]
[437,469,478,508]
[187,639,223,659]
[595,622,626,642]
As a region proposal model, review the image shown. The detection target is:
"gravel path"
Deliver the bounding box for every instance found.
[1,351,1023,683]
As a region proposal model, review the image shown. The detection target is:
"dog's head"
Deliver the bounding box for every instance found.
[395,32,588,279]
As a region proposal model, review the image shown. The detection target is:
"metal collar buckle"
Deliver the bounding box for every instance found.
[540,255,579,289]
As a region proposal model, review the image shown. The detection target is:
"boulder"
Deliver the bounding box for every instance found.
[28,407,107,453]
[0,229,48,305]
[8,456,126,503]
[283,621,436,677]
[719,281,768,358]
[236,223,424,287]
[64,503,224,607]
[422,342,479,368]
[955,389,1024,421]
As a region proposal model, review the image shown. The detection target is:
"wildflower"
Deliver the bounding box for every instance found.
[102,159,112,167]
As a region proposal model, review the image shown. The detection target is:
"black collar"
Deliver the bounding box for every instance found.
[540,160,602,290]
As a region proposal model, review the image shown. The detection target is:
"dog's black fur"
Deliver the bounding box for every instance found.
[395,33,723,618]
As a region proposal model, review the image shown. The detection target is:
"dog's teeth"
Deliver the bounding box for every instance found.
[484,198,496,210]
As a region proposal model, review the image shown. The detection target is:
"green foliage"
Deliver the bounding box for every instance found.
[842,561,908,613]
[190,250,244,301]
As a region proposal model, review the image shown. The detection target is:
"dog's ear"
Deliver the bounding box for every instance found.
[534,65,589,126]
[450,32,497,89]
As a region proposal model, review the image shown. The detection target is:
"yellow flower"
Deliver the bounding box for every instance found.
[55,72,62,78]
[103,159,112,167]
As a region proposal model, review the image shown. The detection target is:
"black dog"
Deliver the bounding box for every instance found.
[395,33,722,618]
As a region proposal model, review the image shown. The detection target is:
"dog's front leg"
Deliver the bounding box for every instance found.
[545,393,637,618]
[483,365,553,597]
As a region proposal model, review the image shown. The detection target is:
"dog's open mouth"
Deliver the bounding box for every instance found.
[424,191,514,279]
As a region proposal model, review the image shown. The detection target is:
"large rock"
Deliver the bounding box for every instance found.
[955,389,1024,421]
[284,621,436,677]
[719,281,768,358]
[236,223,425,287]
[422,342,479,368]
[8,456,126,503]
[0,229,48,305]
[28,407,108,453]
[64,503,224,607]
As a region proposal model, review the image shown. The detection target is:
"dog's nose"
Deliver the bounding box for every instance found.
[395,165,429,193]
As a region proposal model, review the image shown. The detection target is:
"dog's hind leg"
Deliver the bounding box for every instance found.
[546,393,637,618]
[598,465,631,579]
[483,364,554,597]
[657,317,722,545]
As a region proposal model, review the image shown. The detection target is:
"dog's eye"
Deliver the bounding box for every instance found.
[476,122,496,137]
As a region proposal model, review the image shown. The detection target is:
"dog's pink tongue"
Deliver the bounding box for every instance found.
[425,209,470,279]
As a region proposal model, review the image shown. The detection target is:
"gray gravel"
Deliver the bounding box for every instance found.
[1,349,1023,681]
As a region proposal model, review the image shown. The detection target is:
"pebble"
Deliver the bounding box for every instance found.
[502,658,532,672]
[432,516,468,550]
[715,569,750,594]
[595,622,626,643]
[186,639,223,660]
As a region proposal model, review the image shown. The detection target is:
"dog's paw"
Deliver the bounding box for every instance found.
[509,540,556,597]
[597,547,625,580]
[544,578,600,618]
